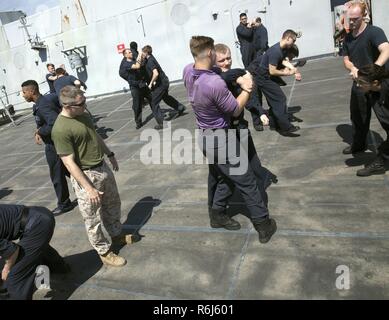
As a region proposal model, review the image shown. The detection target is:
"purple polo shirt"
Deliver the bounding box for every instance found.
[183,64,238,129]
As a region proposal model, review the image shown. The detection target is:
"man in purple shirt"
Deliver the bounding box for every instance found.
[183,36,277,243]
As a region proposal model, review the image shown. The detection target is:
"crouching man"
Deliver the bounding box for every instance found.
[1,204,69,300]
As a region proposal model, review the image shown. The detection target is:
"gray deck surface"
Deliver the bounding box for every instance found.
[1,57,388,300]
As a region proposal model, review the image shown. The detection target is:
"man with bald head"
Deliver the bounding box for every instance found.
[342,1,389,155]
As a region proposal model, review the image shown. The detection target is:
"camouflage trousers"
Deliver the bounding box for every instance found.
[70,161,122,255]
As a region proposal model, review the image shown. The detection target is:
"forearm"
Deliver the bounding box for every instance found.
[149,69,159,86]
[4,245,19,267]
[269,68,289,77]
[282,60,297,72]
[150,74,158,86]
[233,91,251,117]
[130,61,141,70]
[375,47,389,67]
[343,57,356,72]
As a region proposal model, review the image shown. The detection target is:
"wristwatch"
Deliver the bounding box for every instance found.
[107,152,115,158]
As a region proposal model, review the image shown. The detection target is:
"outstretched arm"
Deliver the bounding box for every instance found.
[149,68,159,90]
[1,245,19,281]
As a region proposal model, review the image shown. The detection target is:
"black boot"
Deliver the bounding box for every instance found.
[254,123,264,131]
[253,217,277,243]
[209,208,241,230]
[178,104,186,116]
[357,156,385,177]
[342,145,366,155]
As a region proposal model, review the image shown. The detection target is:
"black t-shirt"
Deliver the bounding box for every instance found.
[219,68,246,97]
[247,54,264,76]
[236,23,254,49]
[54,75,78,95]
[121,58,145,87]
[145,55,168,86]
[343,25,388,69]
[46,73,56,94]
[44,93,61,110]
[259,42,287,77]
[253,24,269,53]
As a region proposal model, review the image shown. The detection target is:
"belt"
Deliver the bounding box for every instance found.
[82,160,104,171]
[199,128,229,132]
[20,207,29,234]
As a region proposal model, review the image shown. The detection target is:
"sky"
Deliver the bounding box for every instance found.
[0,0,59,15]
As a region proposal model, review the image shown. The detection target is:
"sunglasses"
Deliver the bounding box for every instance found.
[68,99,87,109]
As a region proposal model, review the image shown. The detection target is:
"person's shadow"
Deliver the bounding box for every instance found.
[96,126,114,140]
[111,196,161,254]
[336,124,382,167]
[288,105,303,123]
[47,196,161,300]
[0,188,12,200]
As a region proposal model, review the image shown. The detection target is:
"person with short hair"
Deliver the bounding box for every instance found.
[141,45,186,130]
[342,2,389,155]
[255,29,302,136]
[53,68,82,95]
[51,86,141,267]
[252,17,269,57]
[119,48,153,129]
[236,13,255,68]
[46,63,57,94]
[21,80,76,216]
[183,36,277,243]
[214,43,268,131]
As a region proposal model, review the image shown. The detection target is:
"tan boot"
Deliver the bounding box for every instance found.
[112,234,141,246]
[100,251,127,267]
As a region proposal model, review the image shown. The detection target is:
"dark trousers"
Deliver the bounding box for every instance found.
[45,144,70,208]
[240,46,255,69]
[256,75,292,131]
[372,100,389,159]
[349,83,377,150]
[151,78,182,124]
[6,207,63,300]
[200,129,269,222]
[130,86,153,126]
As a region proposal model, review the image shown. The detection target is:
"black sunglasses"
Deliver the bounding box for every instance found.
[69,99,87,108]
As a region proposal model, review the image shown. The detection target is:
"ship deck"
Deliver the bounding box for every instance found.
[1,56,389,300]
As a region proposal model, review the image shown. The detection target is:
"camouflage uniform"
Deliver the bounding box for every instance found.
[70,161,122,255]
